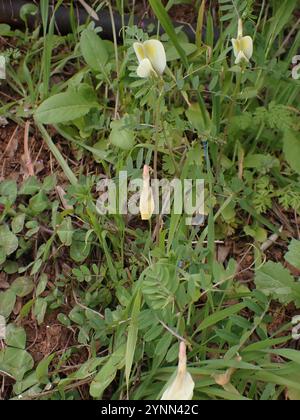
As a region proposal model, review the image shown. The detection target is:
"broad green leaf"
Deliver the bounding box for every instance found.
[90,344,126,399]
[166,43,197,61]
[186,103,211,133]
[5,325,26,349]
[283,130,300,175]
[36,274,48,297]
[57,217,74,246]
[267,349,300,365]
[0,290,16,318]
[70,230,93,263]
[244,154,280,171]
[255,261,300,307]
[0,347,34,381]
[29,191,49,214]
[285,239,300,271]
[36,354,56,384]
[35,91,96,124]
[80,29,108,72]
[109,119,135,151]
[12,214,25,234]
[195,303,247,333]
[19,176,41,196]
[34,298,47,325]
[0,226,18,257]
[11,277,34,298]
[0,180,17,204]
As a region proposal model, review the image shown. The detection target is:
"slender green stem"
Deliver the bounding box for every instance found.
[37,123,78,186]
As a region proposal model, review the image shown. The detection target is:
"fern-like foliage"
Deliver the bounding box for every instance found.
[218,0,256,22]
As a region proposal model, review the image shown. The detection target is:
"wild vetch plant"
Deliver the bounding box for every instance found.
[0,0,300,401]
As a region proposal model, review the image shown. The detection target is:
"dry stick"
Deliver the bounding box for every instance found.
[24,121,35,177]
[159,320,187,343]
[73,290,104,319]
[260,226,283,253]
[276,17,300,57]
[78,0,99,21]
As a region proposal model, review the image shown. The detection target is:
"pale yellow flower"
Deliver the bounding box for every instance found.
[139,165,155,220]
[161,342,195,400]
[133,40,166,78]
[231,19,253,65]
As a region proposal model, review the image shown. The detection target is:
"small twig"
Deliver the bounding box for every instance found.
[276,17,300,57]
[56,186,74,210]
[24,121,35,177]
[260,226,283,252]
[73,291,104,319]
[78,0,99,21]
[159,320,188,344]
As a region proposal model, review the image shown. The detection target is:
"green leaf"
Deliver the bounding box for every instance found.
[0,225,18,257]
[166,43,197,61]
[12,214,26,234]
[267,349,300,365]
[34,298,48,325]
[80,29,109,72]
[4,260,18,274]
[186,103,211,132]
[90,344,126,399]
[37,124,78,186]
[0,248,6,265]
[195,303,247,333]
[29,191,49,214]
[70,230,93,263]
[36,354,56,384]
[109,119,135,150]
[36,274,48,297]
[5,324,26,349]
[35,91,96,124]
[140,262,179,311]
[19,176,41,196]
[0,290,16,318]
[11,277,34,298]
[255,261,300,307]
[20,3,38,23]
[42,174,57,192]
[0,347,34,381]
[283,130,300,175]
[57,217,74,246]
[244,154,280,171]
[0,180,17,204]
[125,291,141,390]
[285,239,300,271]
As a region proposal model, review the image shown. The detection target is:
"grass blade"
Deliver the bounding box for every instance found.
[125,290,142,394]
[37,123,78,186]
[148,0,189,70]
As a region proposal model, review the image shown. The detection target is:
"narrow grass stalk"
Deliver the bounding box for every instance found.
[37,123,78,186]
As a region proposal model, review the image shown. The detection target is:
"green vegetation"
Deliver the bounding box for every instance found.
[0,0,300,400]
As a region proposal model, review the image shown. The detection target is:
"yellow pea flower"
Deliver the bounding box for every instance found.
[133,39,167,78]
[231,19,253,65]
[140,165,155,221]
[161,342,195,400]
